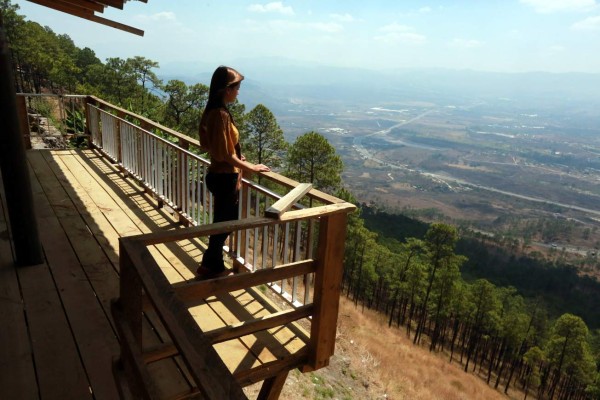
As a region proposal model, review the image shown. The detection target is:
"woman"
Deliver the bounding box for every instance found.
[197,66,270,279]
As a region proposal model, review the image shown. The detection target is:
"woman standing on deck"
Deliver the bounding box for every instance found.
[197,66,270,279]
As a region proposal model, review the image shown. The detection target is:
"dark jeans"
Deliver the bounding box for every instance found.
[201,172,239,272]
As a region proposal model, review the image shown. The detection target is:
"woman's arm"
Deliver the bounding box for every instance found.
[222,152,270,173]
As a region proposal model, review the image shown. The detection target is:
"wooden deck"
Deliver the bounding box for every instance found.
[0,148,308,399]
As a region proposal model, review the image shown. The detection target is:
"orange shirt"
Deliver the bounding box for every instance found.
[200,108,240,173]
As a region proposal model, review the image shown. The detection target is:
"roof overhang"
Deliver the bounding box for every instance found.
[26,0,146,36]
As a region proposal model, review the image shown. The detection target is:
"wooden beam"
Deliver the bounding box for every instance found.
[92,0,124,9]
[111,301,161,399]
[0,16,43,266]
[84,14,144,36]
[304,212,348,372]
[15,95,31,149]
[265,183,312,218]
[257,371,290,400]
[58,0,105,13]
[26,0,144,36]
[233,348,308,387]
[204,305,313,344]
[141,305,313,364]
[142,343,179,365]
[27,0,94,18]
[121,240,247,400]
[172,260,315,305]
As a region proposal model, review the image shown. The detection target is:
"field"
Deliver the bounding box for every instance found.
[278,93,600,271]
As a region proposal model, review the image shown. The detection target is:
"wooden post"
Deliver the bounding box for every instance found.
[0,15,43,266]
[178,138,189,150]
[119,241,143,348]
[15,95,31,149]
[84,97,92,148]
[304,213,348,371]
[257,371,289,400]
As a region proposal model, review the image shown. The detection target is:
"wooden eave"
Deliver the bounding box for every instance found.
[26,0,146,36]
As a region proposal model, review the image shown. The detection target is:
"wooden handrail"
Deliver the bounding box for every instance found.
[125,202,356,246]
[265,183,313,218]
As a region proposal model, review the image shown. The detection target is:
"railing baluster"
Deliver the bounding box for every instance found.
[305,219,315,305]
[195,162,201,225]
[183,152,189,216]
[244,186,251,262]
[163,142,168,204]
[281,222,290,293]
[253,190,260,271]
[293,221,302,303]
[202,164,208,225]
[272,224,279,271]
[262,197,270,271]
[154,139,159,197]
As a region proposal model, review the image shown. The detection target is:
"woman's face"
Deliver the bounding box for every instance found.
[224,83,240,103]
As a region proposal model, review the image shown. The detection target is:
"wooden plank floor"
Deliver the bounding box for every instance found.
[0,149,307,400]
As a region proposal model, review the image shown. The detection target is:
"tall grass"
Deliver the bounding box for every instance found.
[334,297,519,400]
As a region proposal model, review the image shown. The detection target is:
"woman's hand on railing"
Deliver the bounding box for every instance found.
[253,164,271,173]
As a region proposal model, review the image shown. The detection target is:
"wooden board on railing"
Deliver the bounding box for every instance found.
[265,183,312,219]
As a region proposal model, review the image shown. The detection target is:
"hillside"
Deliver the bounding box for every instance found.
[361,206,600,329]
[245,296,518,400]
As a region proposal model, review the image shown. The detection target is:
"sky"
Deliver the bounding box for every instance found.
[11,0,600,74]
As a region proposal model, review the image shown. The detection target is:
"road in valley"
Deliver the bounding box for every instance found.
[351,110,600,218]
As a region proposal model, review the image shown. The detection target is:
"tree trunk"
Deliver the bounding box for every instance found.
[388,290,398,328]
[449,318,460,363]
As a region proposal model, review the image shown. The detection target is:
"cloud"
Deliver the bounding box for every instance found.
[330,13,355,22]
[520,0,597,13]
[248,2,294,16]
[376,24,427,45]
[418,7,432,13]
[450,38,483,48]
[572,15,600,30]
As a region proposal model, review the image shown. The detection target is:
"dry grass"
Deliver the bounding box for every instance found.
[330,297,518,400]
[246,295,523,399]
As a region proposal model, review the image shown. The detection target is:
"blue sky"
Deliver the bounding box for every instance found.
[12,0,600,73]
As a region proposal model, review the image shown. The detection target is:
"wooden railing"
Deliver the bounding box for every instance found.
[85,96,347,308]
[16,93,87,149]
[113,203,353,399]
[82,96,356,399]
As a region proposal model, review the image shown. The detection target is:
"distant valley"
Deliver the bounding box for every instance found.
[162,64,600,271]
